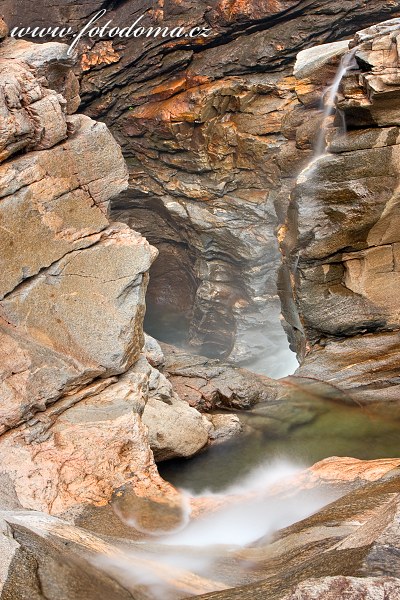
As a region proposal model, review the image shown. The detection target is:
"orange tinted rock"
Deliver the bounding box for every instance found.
[80,41,120,72]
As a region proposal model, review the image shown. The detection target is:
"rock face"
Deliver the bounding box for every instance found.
[0,35,176,516]
[0,8,399,600]
[281,577,400,600]
[1,458,399,600]
[3,2,400,374]
[279,19,400,411]
[0,29,261,516]
[196,469,400,599]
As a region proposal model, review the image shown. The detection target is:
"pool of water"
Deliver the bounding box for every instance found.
[159,399,400,494]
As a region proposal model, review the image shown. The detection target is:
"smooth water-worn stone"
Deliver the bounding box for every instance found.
[287,457,400,495]
[143,394,212,462]
[1,458,399,599]
[0,509,230,599]
[294,40,350,80]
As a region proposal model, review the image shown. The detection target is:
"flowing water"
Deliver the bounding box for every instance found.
[98,397,400,600]
[99,457,337,600]
[160,399,400,493]
[314,48,357,157]
[99,47,400,599]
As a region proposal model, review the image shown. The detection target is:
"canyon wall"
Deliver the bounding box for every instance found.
[0,29,224,516]
[0,29,155,513]
[0,6,399,598]
[0,2,399,515]
[280,19,400,412]
[3,1,400,374]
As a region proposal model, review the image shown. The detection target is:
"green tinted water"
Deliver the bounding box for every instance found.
[159,399,400,493]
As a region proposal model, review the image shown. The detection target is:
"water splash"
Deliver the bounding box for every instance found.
[314,49,357,158]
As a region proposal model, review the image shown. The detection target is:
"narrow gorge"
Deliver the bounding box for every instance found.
[0,2,399,599]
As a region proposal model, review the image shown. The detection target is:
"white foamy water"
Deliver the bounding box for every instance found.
[314,49,357,158]
[162,460,323,548]
[96,459,334,599]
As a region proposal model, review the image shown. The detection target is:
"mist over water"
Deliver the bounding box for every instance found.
[96,459,334,599]
[162,460,326,547]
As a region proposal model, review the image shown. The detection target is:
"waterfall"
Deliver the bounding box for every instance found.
[314,49,357,157]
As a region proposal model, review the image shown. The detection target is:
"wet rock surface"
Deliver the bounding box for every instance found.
[1,459,399,599]
[3,1,400,370]
[279,19,400,408]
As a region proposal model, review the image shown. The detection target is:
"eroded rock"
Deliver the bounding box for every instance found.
[8,0,398,371]
[279,20,400,407]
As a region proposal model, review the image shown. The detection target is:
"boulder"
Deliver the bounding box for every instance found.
[143,389,212,462]
[205,414,243,445]
[0,224,156,435]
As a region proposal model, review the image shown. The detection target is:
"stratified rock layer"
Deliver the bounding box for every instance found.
[3,1,400,372]
[279,19,400,410]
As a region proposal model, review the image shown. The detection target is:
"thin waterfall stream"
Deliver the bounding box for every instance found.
[314,49,358,157]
